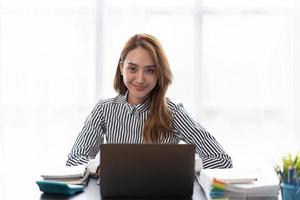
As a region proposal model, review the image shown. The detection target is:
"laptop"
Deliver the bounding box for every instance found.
[100,144,195,198]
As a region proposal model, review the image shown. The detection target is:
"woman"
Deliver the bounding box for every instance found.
[67,33,232,169]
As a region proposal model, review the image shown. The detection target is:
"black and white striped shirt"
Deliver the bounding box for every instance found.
[66,93,232,168]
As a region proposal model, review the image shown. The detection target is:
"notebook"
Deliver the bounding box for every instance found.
[200,168,258,184]
[100,144,195,198]
[40,164,90,186]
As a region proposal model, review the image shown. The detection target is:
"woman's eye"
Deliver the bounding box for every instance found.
[127,66,136,72]
[145,69,154,73]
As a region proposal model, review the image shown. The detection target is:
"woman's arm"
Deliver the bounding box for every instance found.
[172,103,233,169]
[66,102,105,166]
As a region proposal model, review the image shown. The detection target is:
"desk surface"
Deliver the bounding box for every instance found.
[41,178,206,200]
[0,172,207,200]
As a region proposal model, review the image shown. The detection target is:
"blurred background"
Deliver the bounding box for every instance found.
[0,0,300,175]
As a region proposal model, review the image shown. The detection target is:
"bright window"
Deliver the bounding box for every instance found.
[0,0,299,176]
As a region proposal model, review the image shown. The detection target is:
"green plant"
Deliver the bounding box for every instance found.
[275,153,300,184]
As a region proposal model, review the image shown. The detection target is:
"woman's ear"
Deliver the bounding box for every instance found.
[119,64,123,75]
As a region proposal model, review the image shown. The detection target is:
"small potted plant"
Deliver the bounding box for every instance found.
[274,154,300,200]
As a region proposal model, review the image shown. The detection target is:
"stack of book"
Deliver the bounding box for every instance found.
[196,168,280,200]
[36,164,91,195]
[40,164,91,186]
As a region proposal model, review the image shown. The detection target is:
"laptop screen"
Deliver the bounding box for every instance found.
[100,144,195,198]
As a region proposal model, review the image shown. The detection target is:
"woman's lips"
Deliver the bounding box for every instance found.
[133,85,146,92]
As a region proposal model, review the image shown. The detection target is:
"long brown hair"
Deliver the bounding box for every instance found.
[114,33,173,143]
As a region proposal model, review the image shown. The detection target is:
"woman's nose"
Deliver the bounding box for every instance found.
[136,71,145,83]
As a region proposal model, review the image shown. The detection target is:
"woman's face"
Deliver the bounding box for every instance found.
[120,47,158,105]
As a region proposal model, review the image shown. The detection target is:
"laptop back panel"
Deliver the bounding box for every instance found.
[100,144,195,198]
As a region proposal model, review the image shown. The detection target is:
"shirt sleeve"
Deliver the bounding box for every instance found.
[172,104,233,169]
[66,102,105,166]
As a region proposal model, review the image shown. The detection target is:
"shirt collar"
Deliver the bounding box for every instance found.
[122,91,151,114]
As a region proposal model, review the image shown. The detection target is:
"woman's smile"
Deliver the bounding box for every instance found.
[133,84,147,92]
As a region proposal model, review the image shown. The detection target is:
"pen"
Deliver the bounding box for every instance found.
[292,168,296,185]
[278,169,283,183]
[287,166,293,185]
[274,165,283,183]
